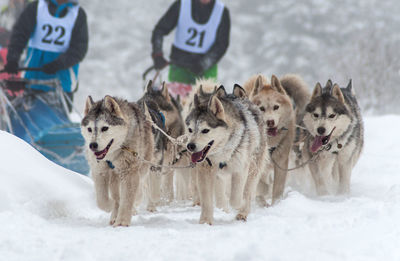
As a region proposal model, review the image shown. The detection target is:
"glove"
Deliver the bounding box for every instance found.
[152,52,168,70]
[4,60,19,74]
[42,60,62,74]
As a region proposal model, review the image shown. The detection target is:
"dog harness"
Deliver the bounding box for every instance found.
[173,0,224,54]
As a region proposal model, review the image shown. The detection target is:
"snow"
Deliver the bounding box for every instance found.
[1,0,400,259]
[1,115,400,261]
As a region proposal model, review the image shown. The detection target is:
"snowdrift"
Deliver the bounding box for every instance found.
[0,116,400,261]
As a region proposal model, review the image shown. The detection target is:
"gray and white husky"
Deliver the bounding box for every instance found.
[139,81,186,204]
[81,95,158,226]
[297,79,364,195]
[185,82,269,224]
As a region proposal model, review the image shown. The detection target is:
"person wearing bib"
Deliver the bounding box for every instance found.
[4,0,88,105]
[151,0,230,90]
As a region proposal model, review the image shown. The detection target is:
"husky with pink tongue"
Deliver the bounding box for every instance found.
[300,79,364,195]
[185,83,269,224]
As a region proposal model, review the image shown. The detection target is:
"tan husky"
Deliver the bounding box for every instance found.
[243,74,309,204]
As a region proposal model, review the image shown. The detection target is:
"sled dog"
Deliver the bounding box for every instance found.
[81,95,157,226]
[299,79,364,195]
[139,81,187,203]
[185,81,269,224]
[243,74,310,204]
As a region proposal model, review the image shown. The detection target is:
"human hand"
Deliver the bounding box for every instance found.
[152,52,169,70]
[42,61,60,74]
[4,60,18,74]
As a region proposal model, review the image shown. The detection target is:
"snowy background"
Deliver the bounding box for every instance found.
[1,116,399,261]
[78,0,400,114]
[1,0,400,260]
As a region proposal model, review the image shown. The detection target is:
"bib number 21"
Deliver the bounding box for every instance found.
[185,28,205,48]
[41,24,66,46]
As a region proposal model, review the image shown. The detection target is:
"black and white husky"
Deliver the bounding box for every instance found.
[297,80,364,195]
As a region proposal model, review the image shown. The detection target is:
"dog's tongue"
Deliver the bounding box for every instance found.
[191,151,203,163]
[267,128,278,136]
[311,136,323,153]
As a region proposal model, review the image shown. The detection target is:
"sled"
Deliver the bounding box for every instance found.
[0,76,89,175]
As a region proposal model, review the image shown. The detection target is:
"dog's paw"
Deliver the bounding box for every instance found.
[235,213,247,222]
[199,219,213,225]
[109,210,118,225]
[199,216,213,225]
[147,206,157,212]
[192,200,200,207]
[113,216,131,227]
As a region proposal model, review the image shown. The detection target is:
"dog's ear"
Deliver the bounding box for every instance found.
[208,95,225,122]
[194,94,200,108]
[104,95,124,118]
[325,79,333,88]
[271,75,287,95]
[199,85,206,96]
[215,85,227,98]
[331,83,345,104]
[311,82,323,99]
[161,81,171,102]
[142,101,152,122]
[176,94,181,104]
[233,84,247,98]
[84,96,94,116]
[145,80,153,93]
[252,75,264,97]
[346,79,356,96]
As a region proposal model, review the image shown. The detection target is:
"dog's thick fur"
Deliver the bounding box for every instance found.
[138,81,186,204]
[81,95,156,226]
[299,80,364,195]
[243,74,309,204]
[185,80,269,224]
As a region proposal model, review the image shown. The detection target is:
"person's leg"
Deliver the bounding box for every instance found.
[168,64,197,84]
[202,64,218,81]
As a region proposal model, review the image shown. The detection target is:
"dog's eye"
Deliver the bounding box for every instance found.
[328,114,336,119]
[88,127,92,133]
[273,105,279,110]
[101,127,109,132]
[259,106,265,112]
[188,128,193,133]
[313,113,319,118]
[201,129,210,134]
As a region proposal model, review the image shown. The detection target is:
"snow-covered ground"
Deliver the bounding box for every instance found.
[1,115,399,261]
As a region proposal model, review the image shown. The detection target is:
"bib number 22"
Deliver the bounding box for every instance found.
[185,28,205,48]
[41,24,66,46]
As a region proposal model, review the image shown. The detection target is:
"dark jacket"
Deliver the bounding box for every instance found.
[7,0,88,71]
[151,0,230,72]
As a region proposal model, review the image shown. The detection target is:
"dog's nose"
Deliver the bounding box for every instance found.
[89,142,98,151]
[267,120,275,128]
[187,143,196,152]
[317,127,326,135]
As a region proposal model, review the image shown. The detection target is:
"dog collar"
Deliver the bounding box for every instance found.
[219,162,227,169]
[159,111,166,128]
[106,160,115,169]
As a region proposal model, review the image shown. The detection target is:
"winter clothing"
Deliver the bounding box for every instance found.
[4,59,18,74]
[168,63,217,84]
[151,0,230,84]
[152,52,169,70]
[6,0,88,92]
